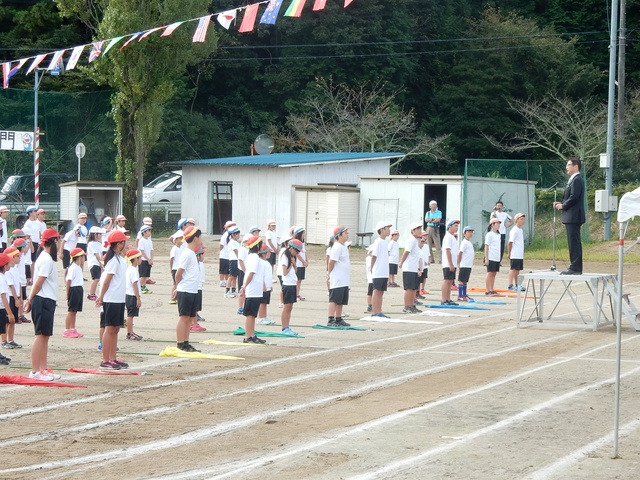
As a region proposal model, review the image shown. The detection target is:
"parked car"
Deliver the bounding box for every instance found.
[0,173,74,205]
[143,170,182,203]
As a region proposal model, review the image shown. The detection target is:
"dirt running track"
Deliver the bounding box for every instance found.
[1,237,640,480]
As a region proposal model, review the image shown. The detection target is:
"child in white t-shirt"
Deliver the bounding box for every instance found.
[257,244,275,325]
[125,249,143,341]
[457,226,475,301]
[137,226,154,294]
[507,213,526,292]
[388,229,400,287]
[419,233,431,296]
[484,218,502,296]
[225,227,241,298]
[64,248,85,338]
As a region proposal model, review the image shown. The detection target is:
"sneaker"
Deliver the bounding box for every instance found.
[63,329,80,338]
[420,289,428,295]
[334,318,351,327]
[365,305,372,313]
[0,352,11,362]
[219,281,226,288]
[99,360,121,370]
[146,279,156,284]
[243,336,266,344]
[127,331,143,341]
[225,292,237,298]
[416,294,425,300]
[409,305,422,314]
[327,318,336,326]
[19,315,31,323]
[402,306,414,314]
[237,308,244,315]
[112,359,129,369]
[442,300,459,306]
[185,343,201,352]
[2,341,14,349]
[0,357,9,365]
[516,285,526,292]
[141,287,152,294]
[343,312,350,317]
[29,370,54,381]
[257,318,276,325]
[189,323,207,332]
[97,342,103,352]
[507,285,515,291]
[485,291,499,297]
[278,303,284,308]
[281,327,299,336]
[372,313,390,319]
[74,329,85,337]
[8,341,21,349]
[297,295,305,301]
[45,369,62,380]
[414,300,423,306]
[196,313,206,322]
[451,285,457,291]
[87,293,97,301]
[169,298,177,304]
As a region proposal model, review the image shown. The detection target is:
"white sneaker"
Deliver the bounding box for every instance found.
[257,318,276,325]
[29,370,54,381]
[220,281,226,288]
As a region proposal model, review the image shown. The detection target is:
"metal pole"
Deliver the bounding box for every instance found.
[617,0,627,138]
[33,69,43,209]
[613,221,626,457]
[604,0,620,240]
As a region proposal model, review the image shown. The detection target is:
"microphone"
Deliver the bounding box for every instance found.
[543,182,559,191]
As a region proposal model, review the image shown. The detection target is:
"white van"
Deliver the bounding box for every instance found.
[143,171,181,203]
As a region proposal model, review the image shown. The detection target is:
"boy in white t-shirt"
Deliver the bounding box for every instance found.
[169,231,183,304]
[399,222,423,314]
[441,220,460,306]
[484,218,502,296]
[328,226,351,327]
[457,226,475,302]
[125,249,143,341]
[370,221,392,318]
[137,225,154,294]
[388,229,400,287]
[225,226,241,298]
[365,246,373,314]
[241,236,268,342]
[507,213,526,292]
[418,232,431,297]
[175,226,203,352]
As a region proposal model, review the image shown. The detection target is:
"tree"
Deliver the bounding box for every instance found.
[277,77,451,172]
[55,0,217,225]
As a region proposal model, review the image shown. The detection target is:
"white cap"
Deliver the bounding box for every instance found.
[376,221,392,231]
[409,221,423,231]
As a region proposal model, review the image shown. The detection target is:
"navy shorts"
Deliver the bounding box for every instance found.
[238,270,245,289]
[458,267,472,283]
[261,290,272,305]
[487,260,500,273]
[139,260,152,278]
[367,283,373,296]
[32,295,56,336]
[403,271,420,291]
[296,266,306,280]
[67,285,83,312]
[195,290,202,311]
[389,263,398,275]
[510,259,524,271]
[329,286,349,305]
[177,291,198,317]
[0,309,6,334]
[62,249,71,269]
[268,252,276,266]
[282,285,297,305]
[219,258,229,275]
[443,267,456,281]
[372,278,388,292]
[125,294,139,317]
[229,260,239,277]
[9,296,18,323]
[90,265,101,280]
[421,268,429,280]
[243,297,261,317]
[103,302,125,328]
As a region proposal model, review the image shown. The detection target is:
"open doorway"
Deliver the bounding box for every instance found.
[424,184,448,239]
[210,182,233,235]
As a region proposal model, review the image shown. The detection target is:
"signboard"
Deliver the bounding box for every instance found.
[0,130,34,152]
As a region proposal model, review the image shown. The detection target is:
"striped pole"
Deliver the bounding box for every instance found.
[34,127,40,209]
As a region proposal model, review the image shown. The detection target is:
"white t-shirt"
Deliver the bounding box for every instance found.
[388,239,400,264]
[170,245,181,271]
[102,254,127,303]
[261,258,272,292]
[244,253,264,298]
[329,242,350,289]
[126,264,140,297]
[227,239,239,261]
[176,248,199,293]
[442,233,459,269]
[66,262,83,288]
[87,241,103,268]
[365,254,373,284]
[23,219,41,244]
[494,211,512,235]
[403,236,420,273]
[77,222,88,245]
[0,274,8,309]
[509,225,525,260]
[63,230,79,252]
[296,244,306,268]
[280,252,297,286]
[5,267,18,298]
[370,237,389,278]
[33,251,58,300]
[198,261,205,290]
[485,231,501,262]
[0,217,7,245]
[18,253,27,286]
[219,231,230,260]
[419,243,431,269]
[138,236,153,261]
[238,245,248,272]
[459,238,475,268]
[266,229,278,250]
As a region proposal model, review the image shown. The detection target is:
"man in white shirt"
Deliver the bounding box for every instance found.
[370,221,392,318]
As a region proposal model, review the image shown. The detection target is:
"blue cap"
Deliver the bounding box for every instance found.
[294,226,305,235]
[26,206,37,214]
[177,218,188,229]
[249,226,260,233]
[140,225,152,233]
[229,226,240,234]
[463,226,474,232]
[447,219,460,228]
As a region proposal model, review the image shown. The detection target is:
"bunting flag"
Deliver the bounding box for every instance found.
[344,0,353,6]
[161,21,185,37]
[66,45,85,70]
[260,0,283,25]
[120,32,141,50]
[26,54,48,75]
[313,0,327,10]
[239,4,260,33]
[217,10,237,30]
[192,15,212,42]
[139,27,164,41]
[47,50,66,71]
[2,63,9,89]
[88,41,104,62]
[103,36,126,56]
[285,0,307,17]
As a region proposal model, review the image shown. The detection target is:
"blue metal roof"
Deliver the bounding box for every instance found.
[167,151,404,167]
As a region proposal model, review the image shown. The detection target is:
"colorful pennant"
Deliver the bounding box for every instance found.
[239,4,260,33]
[260,0,284,25]
[193,15,212,42]
[285,0,307,17]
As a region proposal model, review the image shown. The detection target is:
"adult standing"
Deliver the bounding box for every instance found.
[554,156,585,275]
[424,200,442,263]
[490,201,513,264]
[0,205,9,251]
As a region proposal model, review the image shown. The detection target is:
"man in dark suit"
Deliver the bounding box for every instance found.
[553,157,585,275]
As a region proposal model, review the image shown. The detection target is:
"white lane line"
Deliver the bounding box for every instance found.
[2,329,576,477]
[0,326,516,448]
[525,417,640,480]
[0,312,499,420]
[152,334,638,480]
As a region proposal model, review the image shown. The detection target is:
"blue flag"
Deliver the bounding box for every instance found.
[260,0,283,25]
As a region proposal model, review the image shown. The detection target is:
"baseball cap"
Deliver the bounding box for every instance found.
[333,225,348,237]
[139,225,152,233]
[3,246,19,257]
[108,230,130,244]
[89,226,105,234]
[228,226,240,235]
[0,253,11,268]
[0,206,8,213]
[183,225,201,240]
[376,221,392,231]
[70,247,85,258]
[142,217,153,225]
[10,229,26,238]
[294,226,305,235]
[463,226,475,233]
[289,239,303,250]
[41,228,61,243]
[195,245,206,255]
[489,217,501,225]
[37,208,46,214]
[391,229,399,235]
[409,221,423,231]
[116,215,127,221]
[267,219,276,226]
[101,216,112,226]
[259,244,271,255]
[171,230,184,240]
[78,212,88,219]
[514,213,526,221]
[447,219,461,228]
[26,205,37,214]
[280,234,292,244]
[224,220,236,228]
[12,238,27,249]
[186,218,196,225]
[177,218,188,229]
[249,226,260,233]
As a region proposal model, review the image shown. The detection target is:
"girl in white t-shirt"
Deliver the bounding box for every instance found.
[388,230,400,287]
[484,219,502,296]
[257,244,275,325]
[87,228,104,301]
[457,227,475,301]
[225,227,241,297]
[293,227,308,301]
[169,233,183,304]
[240,237,267,343]
[64,248,85,338]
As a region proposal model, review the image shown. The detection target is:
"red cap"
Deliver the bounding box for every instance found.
[108,230,130,244]
[247,235,261,248]
[289,239,303,250]
[0,253,10,268]
[3,246,19,257]
[126,249,142,260]
[41,228,61,243]
[70,247,85,258]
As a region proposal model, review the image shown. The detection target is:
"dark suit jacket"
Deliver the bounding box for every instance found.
[561,173,586,225]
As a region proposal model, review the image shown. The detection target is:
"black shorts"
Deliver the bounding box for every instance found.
[443,267,456,281]
[421,269,429,280]
[67,285,83,312]
[243,297,261,317]
[372,278,388,292]
[458,267,472,283]
[125,294,139,317]
[25,264,31,279]
[9,296,18,323]
[329,286,350,305]
[282,285,297,305]
[171,269,177,284]
[219,258,229,275]
[510,259,524,271]
[139,260,152,278]
[32,295,56,336]
[296,266,306,280]
[389,263,398,275]
[367,282,373,296]
[195,289,202,311]
[78,242,87,252]
[31,243,39,263]
[103,302,125,328]
[90,265,101,280]
[278,275,283,287]
[268,252,276,266]
[177,291,198,317]
[229,260,239,277]
[487,260,500,273]
[62,249,71,269]
[21,286,27,300]
[403,271,420,291]
[261,290,272,305]
[100,311,106,329]
[0,309,6,334]
[238,270,245,289]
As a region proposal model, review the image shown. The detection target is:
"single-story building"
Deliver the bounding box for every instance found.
[167,152,404,237]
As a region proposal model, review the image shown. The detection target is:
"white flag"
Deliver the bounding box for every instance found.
[66,45,85,70]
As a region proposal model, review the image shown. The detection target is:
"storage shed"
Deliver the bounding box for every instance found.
[168,152,403,236]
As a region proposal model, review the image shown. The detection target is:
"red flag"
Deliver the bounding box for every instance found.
[239,4,260,33]
[161,21,185,37]
[26,54,48,74]
[2,63,9,89]
[345,0,354,6]
[313,0,327,10]
[192,15,212,43]
[0,375,87,388]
